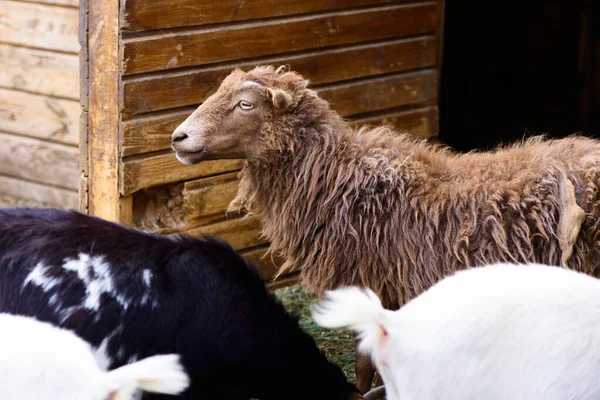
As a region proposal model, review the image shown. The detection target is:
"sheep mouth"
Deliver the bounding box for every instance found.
[175,149,207,165]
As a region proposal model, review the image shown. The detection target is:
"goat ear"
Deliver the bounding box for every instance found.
[267,88,292,110]
[275,64,290,74]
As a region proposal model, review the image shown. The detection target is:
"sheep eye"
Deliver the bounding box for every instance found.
[239,100,253,110]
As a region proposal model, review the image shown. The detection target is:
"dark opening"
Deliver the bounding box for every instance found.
[438,0,600,152]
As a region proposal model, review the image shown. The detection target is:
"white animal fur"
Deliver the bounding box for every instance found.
[0,314,189,400]
[313,263,600,400]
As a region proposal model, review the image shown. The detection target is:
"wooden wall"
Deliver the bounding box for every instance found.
[0,0,80,208]
[82,0,444,285]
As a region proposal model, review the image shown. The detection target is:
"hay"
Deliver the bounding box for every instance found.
[274,283,356,381]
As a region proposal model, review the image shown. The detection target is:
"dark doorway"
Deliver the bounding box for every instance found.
[439,0,599,152]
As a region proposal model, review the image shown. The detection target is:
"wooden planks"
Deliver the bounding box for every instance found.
[242,246,284,281]
[19,0,79,7]
[122,153,244,195]
[184,172,240,222]
[0,1,79,53]
[318,70,437,117]
[0,174,78,208]
[123,2,438,75]
[122,0,397,31]
[354,106,439,138]
[0,88,80,145]
[123,36,437,116]
[0,45,79,99]
[184,215,266,250]
[0,132,79,190]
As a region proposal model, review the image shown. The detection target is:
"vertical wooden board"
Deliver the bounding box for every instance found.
[0,175,78,209]
[86,0,121,220]
[0,132,80,189]
[0,1,79,53]
[0,88,80,145]
[0,45,79,99]
[122,2,439,74]
[122,0,398,31]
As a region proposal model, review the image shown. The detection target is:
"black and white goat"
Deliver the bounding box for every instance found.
[0,313,188,399]
[0,208,361,400]
[313,263,600,400]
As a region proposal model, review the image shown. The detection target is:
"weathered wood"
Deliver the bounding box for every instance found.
[122,0,398,32]
[353,106,439,138]
[184,172,240,222]
[0,45,79,99]
[183,215,266,251]
[123,2,438,75]
[0,1,79,53]
[123,36,437,116]
[319,69,437,117]
[0,174,78,208]
[0,132,79,189]
[19,0,79,7]
[122,153,244,195]
[86,0,121,220]
[0,88,79,145]
[122,69,437,157]
[242,246,284,281]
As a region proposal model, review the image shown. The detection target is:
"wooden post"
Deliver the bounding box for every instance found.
[85,0,121,222]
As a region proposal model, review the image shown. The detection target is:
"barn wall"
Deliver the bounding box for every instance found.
[0,0,80,208]
[83,0,444,284]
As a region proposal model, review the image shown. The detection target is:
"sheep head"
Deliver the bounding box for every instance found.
[172,65,308,164]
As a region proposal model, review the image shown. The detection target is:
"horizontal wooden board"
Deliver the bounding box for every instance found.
[184,172,240,222]
[123,2,438,75]
[242,246,284,281]
[266,273,300,290]
[0,132,79,189]
[19,0,79,7]
[353,106,439,138]
[0,45,79,99]
[318,69,437,117]
[0,1,79,53]
[123,36,437,116]
[121,152,244,195]
[122,68,437,156]
[0,88,80,145]
[182,214,266,251]
[0,174,78,208]
[122,0,398,32]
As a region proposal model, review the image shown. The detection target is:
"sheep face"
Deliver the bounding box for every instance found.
[172,66,295,164]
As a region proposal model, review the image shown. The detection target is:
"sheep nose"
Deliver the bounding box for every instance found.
[172,131,189,144]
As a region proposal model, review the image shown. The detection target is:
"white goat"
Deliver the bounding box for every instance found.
[0,313,189,399]
[313,263,600,400]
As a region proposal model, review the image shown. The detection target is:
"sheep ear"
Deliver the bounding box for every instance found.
[275,65,290,74]
[267,88,292,110]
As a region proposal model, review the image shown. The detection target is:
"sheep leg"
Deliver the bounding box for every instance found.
[354,335,376,394]
[557,172,585,266]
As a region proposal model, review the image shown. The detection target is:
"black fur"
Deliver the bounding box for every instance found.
[0,208,358,400]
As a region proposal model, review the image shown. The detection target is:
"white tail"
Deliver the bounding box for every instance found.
[104,354,189,398]
[312,287,391,355]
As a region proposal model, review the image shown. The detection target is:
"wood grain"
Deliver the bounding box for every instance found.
[353,106,439,138]
[122,0,398,31]
[86,0,121,220]
[0,88,79,145]
[318,69,437,117]
[0,45,79,99]
[123,2,438,74]
[19,0,79,7]
[122,152,244,195]
[0,174,78,208]
[0,1,79,53]
[184,172,240,221]
[183,215,266,251]
[0,132,79,189]
[123,36,437,116]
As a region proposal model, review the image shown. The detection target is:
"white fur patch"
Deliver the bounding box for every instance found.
[142,270,152,287]
[22,262,61,293]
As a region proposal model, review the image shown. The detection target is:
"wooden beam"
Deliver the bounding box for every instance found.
[86,0,121,221]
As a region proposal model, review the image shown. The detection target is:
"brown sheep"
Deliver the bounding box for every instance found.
[171,65,600,392]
